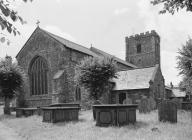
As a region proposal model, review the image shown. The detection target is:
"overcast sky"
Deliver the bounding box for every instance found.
[1,0,192,86]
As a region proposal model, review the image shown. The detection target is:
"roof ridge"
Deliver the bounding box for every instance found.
[90,47,114,57]
[39,27,98,57]
[40,28,91,52]
[90,47,137,68]
[16,26,39,58]
[119,65,156,71]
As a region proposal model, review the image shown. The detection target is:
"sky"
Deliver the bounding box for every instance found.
[1,0,192,86]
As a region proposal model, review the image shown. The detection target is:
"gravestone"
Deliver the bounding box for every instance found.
[138,97,150,113]
[123,98,132,104]
[171,98,182,109]
[158,100,177,123]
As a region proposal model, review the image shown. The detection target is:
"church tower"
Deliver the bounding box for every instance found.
[125,30,160,68]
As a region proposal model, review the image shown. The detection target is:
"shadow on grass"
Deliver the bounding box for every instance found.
[53,118,87,127]
[94,121,149,130]
[0,113,17,121]
[124,121,149,130]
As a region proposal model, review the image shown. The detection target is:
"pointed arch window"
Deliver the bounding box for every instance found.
[29,56,48,95]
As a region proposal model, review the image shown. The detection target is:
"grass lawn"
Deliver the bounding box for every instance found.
[0,107,192,140]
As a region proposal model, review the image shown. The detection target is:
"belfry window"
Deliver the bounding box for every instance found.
[137,44,141,53]
[29,56,48,95]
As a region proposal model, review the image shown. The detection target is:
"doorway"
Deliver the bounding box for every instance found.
[119,93,126,104]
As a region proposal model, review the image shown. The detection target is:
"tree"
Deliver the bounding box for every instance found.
[0,56,26,114]
[75,56,118,102]
[177,38,192,97]
[0,0,32,44]
[151,0,192,14]
[178,77,192,95]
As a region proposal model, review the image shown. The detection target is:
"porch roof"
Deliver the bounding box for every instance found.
[112,65,158,91]
[172,88,186,98]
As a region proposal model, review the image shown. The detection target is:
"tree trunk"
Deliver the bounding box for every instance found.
[4,97,11,115]
[93,100,101,120]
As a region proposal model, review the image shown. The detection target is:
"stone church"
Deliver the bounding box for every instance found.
[16,27,165,107]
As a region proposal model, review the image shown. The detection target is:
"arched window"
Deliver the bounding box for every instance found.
[75,86,81,101]
[29,56,48,95]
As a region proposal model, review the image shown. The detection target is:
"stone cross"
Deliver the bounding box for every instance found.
[36,20,40,27]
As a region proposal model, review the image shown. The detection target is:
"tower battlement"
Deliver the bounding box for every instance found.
[126,30,159,40]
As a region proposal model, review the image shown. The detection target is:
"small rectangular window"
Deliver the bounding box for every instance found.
[137,44,141,53]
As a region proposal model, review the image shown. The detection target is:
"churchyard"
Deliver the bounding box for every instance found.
[1,0,192,140]
[0,29,192,139]
[0,106,191,140]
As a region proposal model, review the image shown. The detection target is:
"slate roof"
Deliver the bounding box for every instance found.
[113,65,158,90]
[172,88,186,97]
[42,28,98,57]
[16,27,98,58]
[165,86,172,91]
[90,47,137,68]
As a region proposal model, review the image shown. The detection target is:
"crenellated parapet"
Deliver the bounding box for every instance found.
[126,30,160,41]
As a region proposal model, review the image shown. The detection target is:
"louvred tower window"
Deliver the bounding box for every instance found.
[137,44,141,53]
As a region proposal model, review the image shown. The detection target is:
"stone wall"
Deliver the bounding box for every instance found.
[125,30,160,68]
[111,89,150,104]
[16,28,89,107]
[149,66,165,100]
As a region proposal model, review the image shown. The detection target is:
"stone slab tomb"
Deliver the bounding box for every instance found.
[16,108,38,117]
[41,106,80,123]
[93,104,137,126]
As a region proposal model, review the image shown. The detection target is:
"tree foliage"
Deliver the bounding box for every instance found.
[75,57,118,101]
[177,38,192,95]
[151,0,192,14]
[0,56,26,99]
[0,0,32,44]
[178,76,192,95]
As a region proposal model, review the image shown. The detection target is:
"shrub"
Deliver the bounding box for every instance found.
[80,89,94,110]
[0,56,26,114]
[75,56,117,102]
